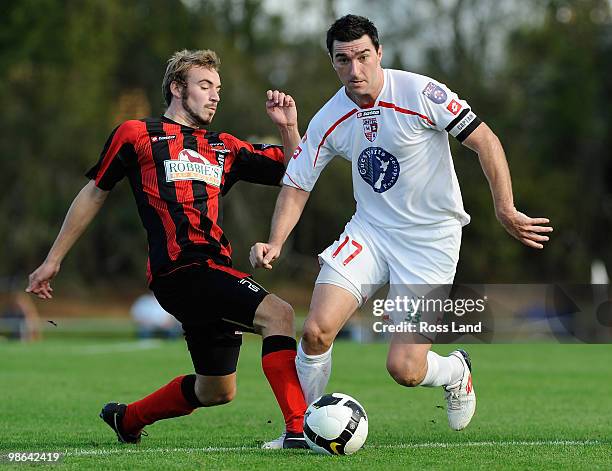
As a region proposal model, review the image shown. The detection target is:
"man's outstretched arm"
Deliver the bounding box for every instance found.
[463,122,553,249]
[265,89,301,165]
[250,185,310,269]
[26,180,109,299]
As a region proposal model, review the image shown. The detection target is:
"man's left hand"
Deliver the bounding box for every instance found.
[497,208,553,249]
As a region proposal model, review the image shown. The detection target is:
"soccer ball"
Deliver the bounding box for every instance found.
[303,393,368,455]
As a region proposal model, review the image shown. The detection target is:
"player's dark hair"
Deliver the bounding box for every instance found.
[326,15,380,56]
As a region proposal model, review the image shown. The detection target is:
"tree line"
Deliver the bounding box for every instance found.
[1,0,610,296]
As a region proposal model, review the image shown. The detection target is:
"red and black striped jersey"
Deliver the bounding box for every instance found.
[86,116,285,283]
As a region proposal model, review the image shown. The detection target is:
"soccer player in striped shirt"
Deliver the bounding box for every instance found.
[26,49,308,449]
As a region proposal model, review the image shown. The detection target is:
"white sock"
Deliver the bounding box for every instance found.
[295,339,333,405]
[419,351,464,387]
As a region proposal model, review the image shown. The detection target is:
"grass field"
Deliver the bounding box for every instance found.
[1,338,610,470]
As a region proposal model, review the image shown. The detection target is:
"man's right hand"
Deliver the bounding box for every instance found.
[26,261,60,299]
[250,243,282,270]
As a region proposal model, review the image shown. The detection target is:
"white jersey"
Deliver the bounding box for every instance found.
[284,69,480,228]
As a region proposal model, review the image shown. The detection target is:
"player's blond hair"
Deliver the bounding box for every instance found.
[162,49,221,107]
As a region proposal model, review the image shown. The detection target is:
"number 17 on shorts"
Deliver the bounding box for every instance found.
[331,236,363,266]
[317,218,389,303]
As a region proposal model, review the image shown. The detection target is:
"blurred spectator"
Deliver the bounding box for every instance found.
[0,292,41,341]
[130,294,182,339]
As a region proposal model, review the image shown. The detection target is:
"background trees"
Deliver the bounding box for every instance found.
[2,0,610,297]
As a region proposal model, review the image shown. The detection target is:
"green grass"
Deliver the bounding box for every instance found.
[1,338,610,470]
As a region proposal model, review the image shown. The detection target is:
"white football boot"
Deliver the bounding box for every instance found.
[444,349,476,431]
[261,432,285,450]
[261,431,308,449]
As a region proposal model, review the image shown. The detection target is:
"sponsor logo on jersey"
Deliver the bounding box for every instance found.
[164,148,222,187]
[362,117,378,142]
[356,109,381,118]
[357,147,400,193]
[422,82,447,104]
[151,135,176,143]
[447,99,462,115]
[209,142,226,148]
[292,134,306,159]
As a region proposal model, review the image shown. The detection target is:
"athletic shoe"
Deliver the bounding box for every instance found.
[262,431,309,449]
[444,349,476,431]
[282,431,309,449]
[262,432,285,449]
[99,402,144,444]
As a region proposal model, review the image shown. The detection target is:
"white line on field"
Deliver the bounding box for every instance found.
[63,440,602,457]
[374,440,603,449]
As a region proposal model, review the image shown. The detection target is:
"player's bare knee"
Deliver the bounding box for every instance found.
[302,321,333,354]
[199,392,235,407]
[194,377,236,406]
[386,359,422,387]
[388,369,422,387]
[195,386,236,407]
[211,389,235,406]
[386,358,404,385]
[254,294,294,336]
[275,297,295,326]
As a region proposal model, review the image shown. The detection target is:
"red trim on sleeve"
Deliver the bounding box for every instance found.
[96,120,142,186]
[313,109,357,167]
[378,101,436,127]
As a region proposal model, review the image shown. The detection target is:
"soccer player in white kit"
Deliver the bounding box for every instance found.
[251,15,553,447]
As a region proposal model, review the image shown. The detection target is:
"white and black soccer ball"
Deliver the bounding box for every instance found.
[303,392,368,455]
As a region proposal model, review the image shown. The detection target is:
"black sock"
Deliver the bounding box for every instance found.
[180,374,203,408]
[262,335,297,357]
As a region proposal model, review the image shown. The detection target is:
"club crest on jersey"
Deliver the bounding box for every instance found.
[357,147,400,193]
[164,149,222,187]
[423,82,447,104]
[362,117,378,142]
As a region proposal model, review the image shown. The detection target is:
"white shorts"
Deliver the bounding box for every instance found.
[316,215,462,307]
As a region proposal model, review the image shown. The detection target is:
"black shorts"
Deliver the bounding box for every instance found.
[150,261,269,376]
